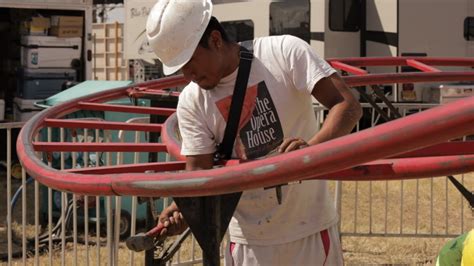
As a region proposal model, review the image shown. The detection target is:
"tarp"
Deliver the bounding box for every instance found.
[36,80,133,108]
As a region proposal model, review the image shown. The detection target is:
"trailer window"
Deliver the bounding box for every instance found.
[221,20,254,43]
[270,0,310,43]
[464,17,474,41]
[329,0,361,32]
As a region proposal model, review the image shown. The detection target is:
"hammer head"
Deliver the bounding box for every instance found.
[126,233,155,252]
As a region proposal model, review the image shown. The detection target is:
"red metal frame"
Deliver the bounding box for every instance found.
[16,57,474,197]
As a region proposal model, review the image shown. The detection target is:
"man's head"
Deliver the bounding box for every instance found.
[146,0,237,90]
[179,16,236,90]
[146,0,213,76]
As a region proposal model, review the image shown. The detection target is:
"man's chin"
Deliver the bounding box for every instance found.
[199,83,217,90]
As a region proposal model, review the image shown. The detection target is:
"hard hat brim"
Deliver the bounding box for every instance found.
[162,52,192,76]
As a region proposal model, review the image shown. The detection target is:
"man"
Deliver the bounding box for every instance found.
[146,0,362,265]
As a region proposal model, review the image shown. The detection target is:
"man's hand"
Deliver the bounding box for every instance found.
[278,137,309,153]
[158,202,188,238]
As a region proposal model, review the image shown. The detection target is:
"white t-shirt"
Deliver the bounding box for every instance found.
[177,35,338,245]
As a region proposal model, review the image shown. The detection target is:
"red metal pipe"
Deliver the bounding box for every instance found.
[16,57,474,197]
[162,113,186,161]
[391,141,474,158]
[17,95,474,197]
[406,59,441,73]
[127,90,182,99]
[162,111,474,179]
[112,96,474,196]
[327,57,474,67]
[78,102,176,116]
[322,155,474,180]
[329,61,368,75]
[25,76,185,123]
[33,142,168,152]
[44,119,163,132]
[163,115,474,161]
[67,161,186,174]
[63,154,474,182]
[128,74,186,92]
[344,72,474,87]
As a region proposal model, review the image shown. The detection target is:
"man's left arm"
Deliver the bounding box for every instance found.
[308,72,362,145]
[278,72,361,152]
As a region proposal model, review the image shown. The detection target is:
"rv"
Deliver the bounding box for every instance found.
[125,0,474,102]
[126,0,473,60]
[0,0,93,121]
[0,0,93,78]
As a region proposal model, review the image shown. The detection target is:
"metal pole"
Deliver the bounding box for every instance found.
[7,128,12,265]
[145,98,161,266]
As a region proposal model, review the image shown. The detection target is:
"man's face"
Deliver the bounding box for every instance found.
[181,33,225,90]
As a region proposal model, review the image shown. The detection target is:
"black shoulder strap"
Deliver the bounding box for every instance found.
[174,43,253,261]
[215,43,253,161]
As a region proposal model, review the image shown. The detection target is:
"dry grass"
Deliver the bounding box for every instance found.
[336,172,474,265]
[2,243,145,266]
[342,236,446,265]
[1,234,204,266]
[338,176,474,235]
[2,173,474,265]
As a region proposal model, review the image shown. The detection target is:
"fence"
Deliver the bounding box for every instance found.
[1,103,473,265]
[328,103,474,239]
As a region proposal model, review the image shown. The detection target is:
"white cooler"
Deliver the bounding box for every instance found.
[14,97,43,122]
[0,99,4,121]
[21,35,82,68]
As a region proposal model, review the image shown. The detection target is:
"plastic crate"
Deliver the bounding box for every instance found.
[13,97,43,122]
[21,35,81,68]
[17,68,76,99]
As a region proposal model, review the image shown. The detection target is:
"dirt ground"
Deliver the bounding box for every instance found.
[0,169,36,261]
[0,235,449,265]
[1,170,473,265]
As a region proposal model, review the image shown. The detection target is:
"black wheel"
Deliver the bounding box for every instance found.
[117,211,131,240]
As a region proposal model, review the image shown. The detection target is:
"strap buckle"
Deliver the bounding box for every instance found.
[239,50,253,61]
[214,143,224,163]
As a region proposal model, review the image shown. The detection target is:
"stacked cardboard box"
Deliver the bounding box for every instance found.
[15,15,82,122]
[20,16,50,36]
[50,16,83,37]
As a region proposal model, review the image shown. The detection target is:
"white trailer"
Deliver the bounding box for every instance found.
[125,0,473,58]
[124,0,474,101]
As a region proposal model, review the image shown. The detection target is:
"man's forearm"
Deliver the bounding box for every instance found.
[308,101,362,146]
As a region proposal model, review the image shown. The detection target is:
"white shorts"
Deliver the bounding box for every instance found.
[224,224,343,266]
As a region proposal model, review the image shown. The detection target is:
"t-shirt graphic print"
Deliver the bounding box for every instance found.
[216,81,283,160]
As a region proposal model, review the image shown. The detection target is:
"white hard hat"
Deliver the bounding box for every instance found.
[146,0,213,75]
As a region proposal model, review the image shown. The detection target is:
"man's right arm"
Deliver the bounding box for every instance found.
[158,153,214,237]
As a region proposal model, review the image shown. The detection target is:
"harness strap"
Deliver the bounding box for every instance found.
[214,43,253,161]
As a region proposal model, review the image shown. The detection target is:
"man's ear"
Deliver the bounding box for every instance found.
[209,30,223,49]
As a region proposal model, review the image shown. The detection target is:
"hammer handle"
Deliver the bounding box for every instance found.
[146,222,165,237]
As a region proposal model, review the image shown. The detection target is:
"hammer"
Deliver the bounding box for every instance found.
[126,222,164,252]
